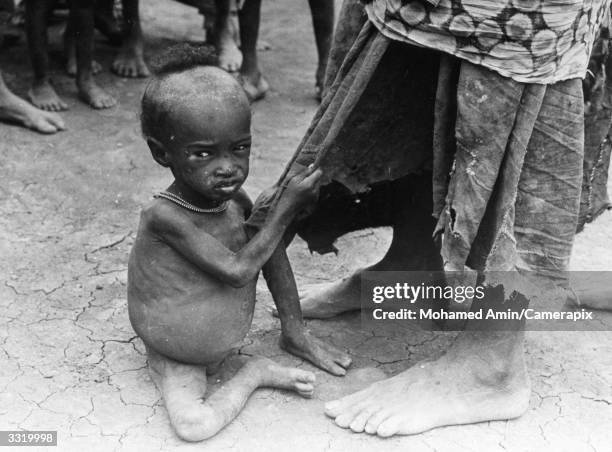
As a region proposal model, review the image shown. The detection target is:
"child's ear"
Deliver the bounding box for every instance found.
[147,137,172,167]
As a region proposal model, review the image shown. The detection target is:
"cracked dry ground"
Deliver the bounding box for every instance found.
[2,1,612,451]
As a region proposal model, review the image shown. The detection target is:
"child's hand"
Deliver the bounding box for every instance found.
[279,164,323,211]
[281,329,352,376]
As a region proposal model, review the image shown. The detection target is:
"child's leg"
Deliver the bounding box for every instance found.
[111,0,150,78]
[263,244,352,376]
[237,0,268,101]
[69,0,116,109]
[147,346,315,442]
[214,0,242,72]
[0,69,65,133]
[25,0,68,111]
[307,0,333,98]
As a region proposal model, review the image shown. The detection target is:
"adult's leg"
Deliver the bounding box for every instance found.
[0,69,65,133]
[296,176,442,319]
[70,0,116,108]
[323,61,562,437]
[25,0,68,111]
[237,0,268,101]
[307,0,333,98]
[214,0,242,72]
[111,0,150,77]
[64,19,103,76]
[147,346,315,441]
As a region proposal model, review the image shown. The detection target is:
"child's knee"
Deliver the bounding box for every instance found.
[172,407,221,442]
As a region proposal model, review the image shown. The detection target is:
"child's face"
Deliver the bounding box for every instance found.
[163,100,251,203]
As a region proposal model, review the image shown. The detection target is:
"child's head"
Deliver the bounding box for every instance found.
[141,44,251,203]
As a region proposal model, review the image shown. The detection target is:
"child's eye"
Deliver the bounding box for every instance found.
[235,144,250,152]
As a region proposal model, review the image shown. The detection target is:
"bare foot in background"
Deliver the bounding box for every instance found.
[111,0,151,78]
[28,79,68,111]
[77,78,116,109]
[238,69,268,102]
[1,73,65,133]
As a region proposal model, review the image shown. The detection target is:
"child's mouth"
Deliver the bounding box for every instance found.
[214,181,239,194]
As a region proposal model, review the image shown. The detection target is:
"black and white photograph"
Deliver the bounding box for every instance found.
[1,0,611,450]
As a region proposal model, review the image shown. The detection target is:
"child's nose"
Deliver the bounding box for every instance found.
[214,163,235,177]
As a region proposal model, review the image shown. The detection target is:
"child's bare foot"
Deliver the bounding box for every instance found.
[112,43,150,78]
[28,80,68,111]
[237,69,269,102]
[325,331,531,437]
[217,34,243,72]
[280,330,352,376]
[77,79,116,109]
[0,87,65,134]
[250,356,316,398]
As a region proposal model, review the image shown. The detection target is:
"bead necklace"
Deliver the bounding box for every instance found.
[154,191,228,214]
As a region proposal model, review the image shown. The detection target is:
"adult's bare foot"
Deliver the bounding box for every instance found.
[567,277,612,311]
[217,33,243,73]
[112,42,150,78]
[238,69,269,102]
[325,331,531,437]
[273,271,363,319]
[0,87,65,134]
[28,80,68,112]
[280,330,352,376]
[77,79,116,109]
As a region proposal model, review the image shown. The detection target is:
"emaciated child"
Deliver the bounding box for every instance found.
[128,44,351,442]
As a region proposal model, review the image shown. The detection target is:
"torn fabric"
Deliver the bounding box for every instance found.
[246,0,609,279]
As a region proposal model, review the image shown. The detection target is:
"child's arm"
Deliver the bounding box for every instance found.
[149,167,321,288]
[263,244,352,376]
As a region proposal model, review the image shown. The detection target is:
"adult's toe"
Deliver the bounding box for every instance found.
[46,113,65,130]
[376,415,403,437]
[349,407,380,433]
[364,409,392,434]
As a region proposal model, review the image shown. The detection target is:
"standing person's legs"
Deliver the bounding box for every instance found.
[214,0,242,72]
[292,176,443,319]
[111,0,151,77]
[237,0,268,101]
[69,0,116,108]
[0,69,65,133]
[25,0,68,111]
[323,63,584,438]
[307,0,334,98]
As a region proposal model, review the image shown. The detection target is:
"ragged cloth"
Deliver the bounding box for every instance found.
[246,0,611,279]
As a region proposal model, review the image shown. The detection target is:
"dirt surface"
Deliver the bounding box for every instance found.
[1,1,612,451]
